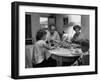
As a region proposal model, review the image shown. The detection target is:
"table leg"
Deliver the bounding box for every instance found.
[51,54,63,66]
[57,57,62,66]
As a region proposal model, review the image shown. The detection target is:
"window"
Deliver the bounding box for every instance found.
[40,17,48,28]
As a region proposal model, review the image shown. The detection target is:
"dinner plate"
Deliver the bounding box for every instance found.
[71,48,82,55]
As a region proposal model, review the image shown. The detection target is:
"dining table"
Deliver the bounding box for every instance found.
[49,47,83,66]
[25,43,88,67]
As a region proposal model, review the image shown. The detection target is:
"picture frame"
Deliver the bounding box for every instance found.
[11,1,98,79]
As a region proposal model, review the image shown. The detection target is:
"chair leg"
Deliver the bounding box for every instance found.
[71,60,79,66]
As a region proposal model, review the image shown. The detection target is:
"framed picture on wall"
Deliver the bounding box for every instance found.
[63,17,68,26]
[11,1,98,79]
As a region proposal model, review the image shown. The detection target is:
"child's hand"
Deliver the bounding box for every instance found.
[51,47,55,50]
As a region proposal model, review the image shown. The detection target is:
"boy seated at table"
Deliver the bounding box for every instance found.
[32,29,57,68]
[73,39,89,65]
[80,40,89,65]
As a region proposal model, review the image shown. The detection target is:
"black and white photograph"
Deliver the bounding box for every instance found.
[11,1,97,79]
[25,13,90,68]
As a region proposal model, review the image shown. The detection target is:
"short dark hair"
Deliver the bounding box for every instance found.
[73,25,81,31]
[36,29,47,41]
[80,40,89,52]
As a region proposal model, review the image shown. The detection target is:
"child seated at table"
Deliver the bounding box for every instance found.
[73,39,89,65]
[32,29,57,68]
[80,40,89,65]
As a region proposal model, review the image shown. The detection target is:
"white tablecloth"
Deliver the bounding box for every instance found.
[25,45,85,67]
[49,48,82,57]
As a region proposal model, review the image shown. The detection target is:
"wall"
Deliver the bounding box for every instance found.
[31,13,51,39]
[31,13,41,39]
[78,15,89,40]
[56,14,81,38]
[31,13,81,39]
[68,15,81,26]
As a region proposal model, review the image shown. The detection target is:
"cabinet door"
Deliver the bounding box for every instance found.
[25,14,33,45]
[25,14,32,39]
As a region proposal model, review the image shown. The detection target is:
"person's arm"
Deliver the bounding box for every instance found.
[71,33,76,42]
[43,42,52,50]
[71,33,81,44]
[45,30,51,42]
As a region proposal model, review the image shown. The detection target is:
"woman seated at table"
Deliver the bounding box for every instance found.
[71,25,81,44]
[32,29,57,68]
[46,24,61,44]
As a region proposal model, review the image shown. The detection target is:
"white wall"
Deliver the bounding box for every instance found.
[31,13,41,38]
[56,14,81,38]
[81,15,89,40]
[30,13,50,39]
[31,13,81,38]
[68,15,81,26]
[56,14,64,33]
[65,15,81,38]
[0,0,99,81]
